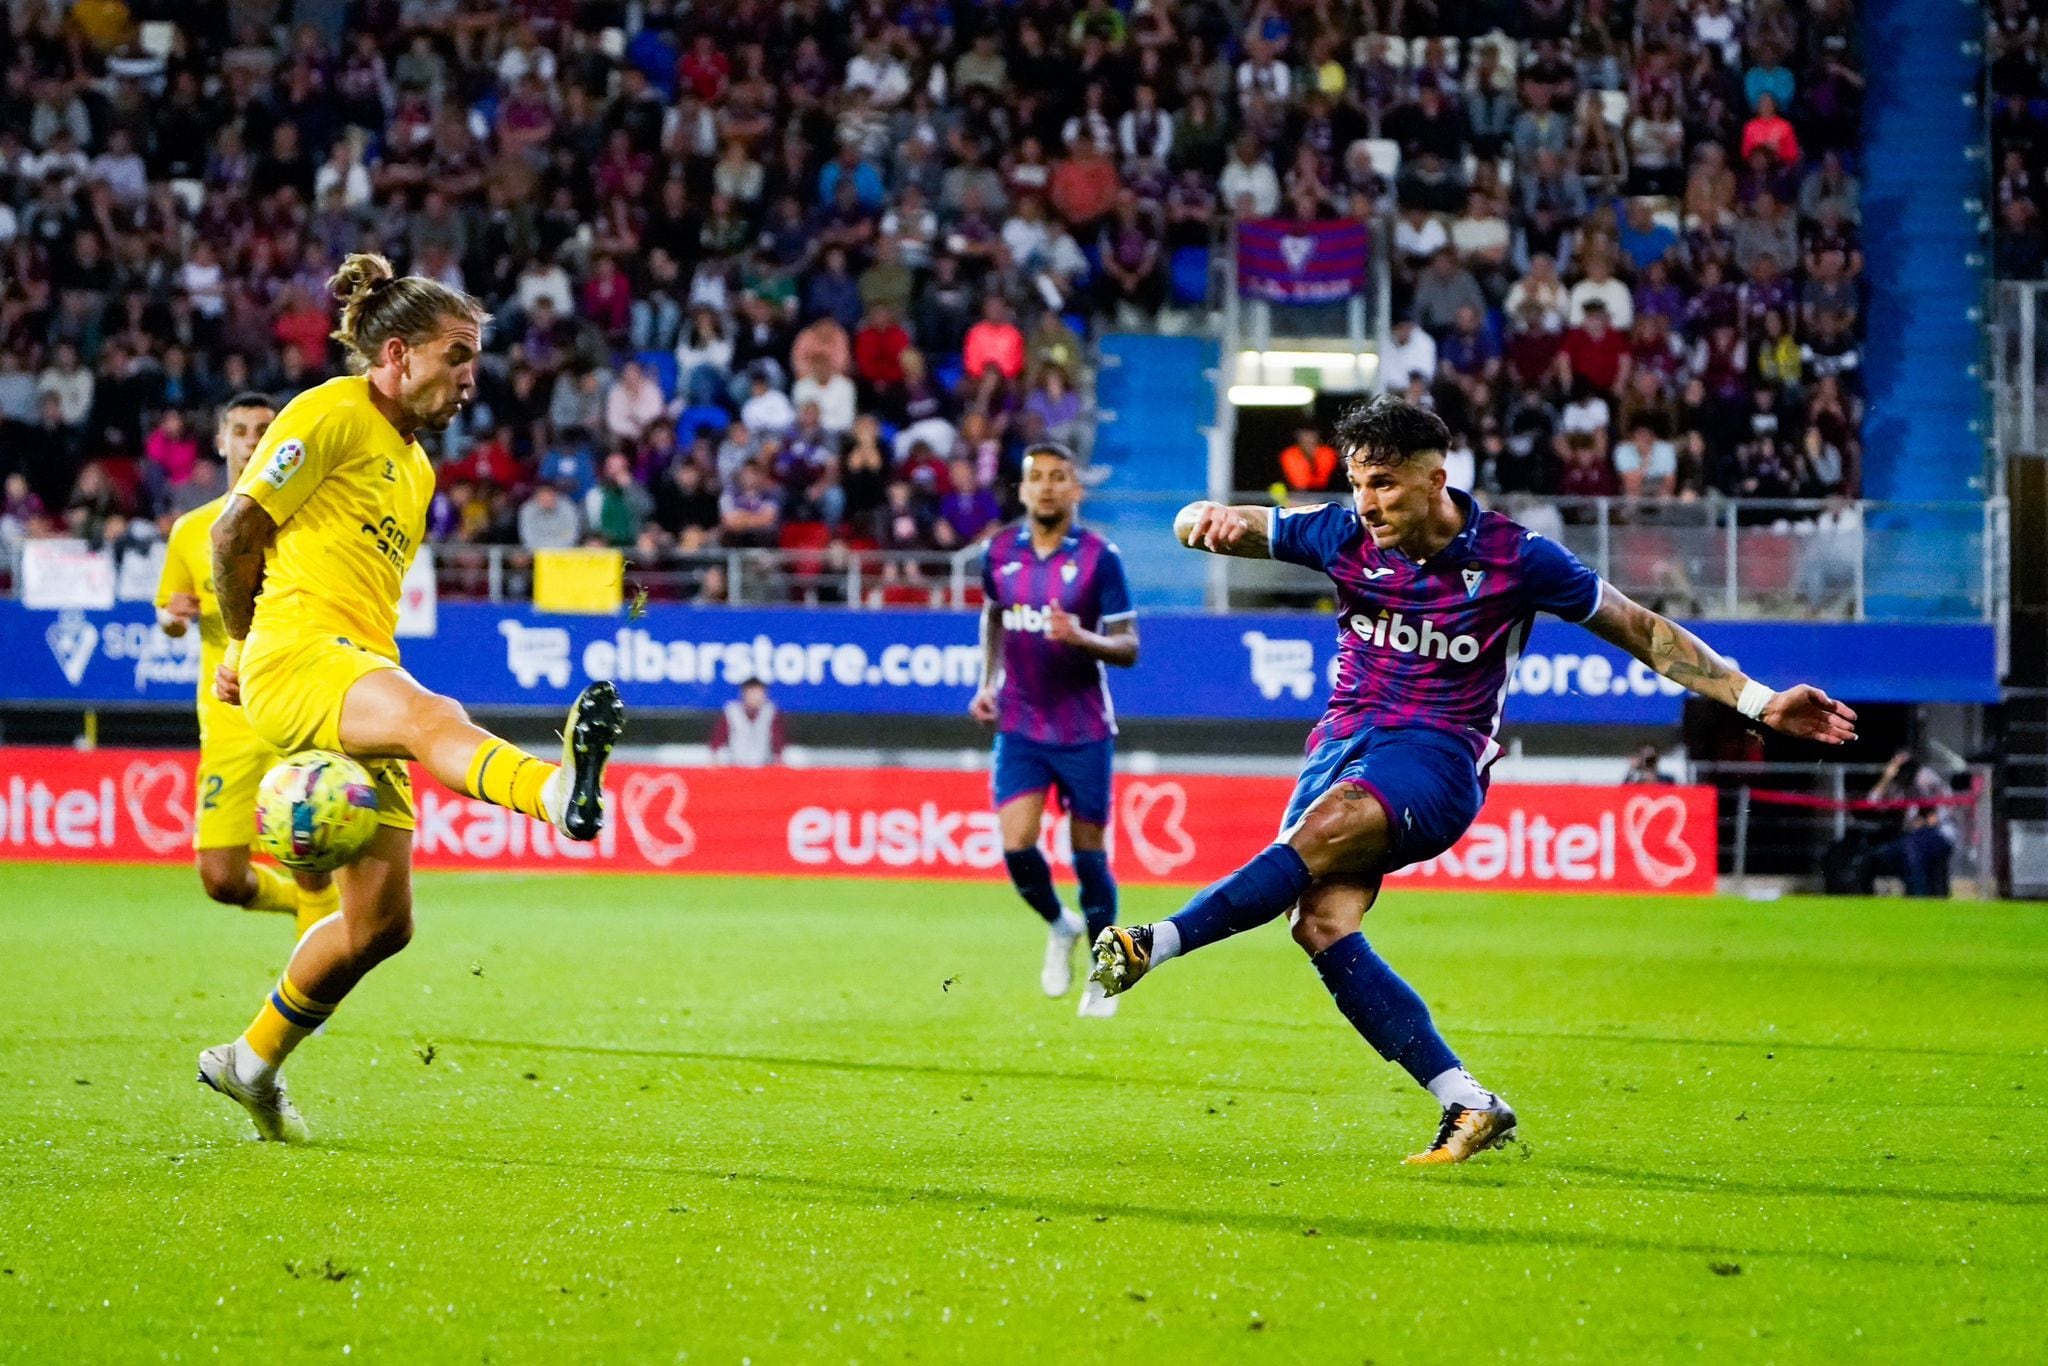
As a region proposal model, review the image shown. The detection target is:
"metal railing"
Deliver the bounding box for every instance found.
[431,544,990,610]
[0,492,2000,623]
[1992,280,2048,458]
[1208,493,2003,622]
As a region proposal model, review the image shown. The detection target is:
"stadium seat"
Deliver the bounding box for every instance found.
[676,403,730,441]
[1744,532,1799,605]
[637,350,679,401]
[777,521,834,598]
[875,583,935,608]
[1169,247,1211,308]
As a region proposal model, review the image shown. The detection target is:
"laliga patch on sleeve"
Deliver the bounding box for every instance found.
[260,439,306,489]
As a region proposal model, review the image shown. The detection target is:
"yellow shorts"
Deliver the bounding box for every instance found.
[193,703,280,851]
[240,633,416,831]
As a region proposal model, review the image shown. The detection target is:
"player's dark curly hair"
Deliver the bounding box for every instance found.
[1331,395,1452,467]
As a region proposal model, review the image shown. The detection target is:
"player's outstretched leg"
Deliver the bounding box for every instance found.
[1089,842,1312,996]
[197,824,413,1141]
[341,671,624,841]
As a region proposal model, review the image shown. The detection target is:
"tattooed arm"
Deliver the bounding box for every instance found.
[1583,583,1858,744]
[209,493,277,703]
[1174,502,1274,559]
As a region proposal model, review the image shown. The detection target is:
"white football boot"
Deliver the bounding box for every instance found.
[196,1044,309,1143]
[1041,911,1083,996]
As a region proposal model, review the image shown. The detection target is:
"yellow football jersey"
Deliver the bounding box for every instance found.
[156,494,232,700]
[232,375,434,662]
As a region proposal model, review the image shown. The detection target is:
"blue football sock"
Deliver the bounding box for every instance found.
[1165,843,1313,956]
[1003,848,1065,925]
[1072,849,1117,941]
[1312,932,1461,1086]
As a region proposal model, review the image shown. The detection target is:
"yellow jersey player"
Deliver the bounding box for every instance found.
[155,392,338,938]
[195,253,624,1141]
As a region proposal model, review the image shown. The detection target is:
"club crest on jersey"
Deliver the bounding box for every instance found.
[1061,562,1078,584]
[260,439,305,489]
[1462,567,1486,599]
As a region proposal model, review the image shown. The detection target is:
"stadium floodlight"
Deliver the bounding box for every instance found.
[1226,383,1317,406]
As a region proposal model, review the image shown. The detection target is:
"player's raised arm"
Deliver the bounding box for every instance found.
[1174,501,1275,558]
[1582,582,1859,744]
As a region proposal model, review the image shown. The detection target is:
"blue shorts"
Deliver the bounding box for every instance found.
[992,733,1115,826]
[1279,726,1485,871]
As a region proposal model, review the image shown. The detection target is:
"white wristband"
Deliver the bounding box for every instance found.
[1736,680,1774,720]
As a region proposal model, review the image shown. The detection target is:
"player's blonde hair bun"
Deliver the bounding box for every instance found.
[327,251,490,373]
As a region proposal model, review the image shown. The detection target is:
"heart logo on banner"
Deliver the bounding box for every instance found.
[620,772,696,867]
[1120,781,1197,877]
[1623,794,1696,888]
[123,760,193,855]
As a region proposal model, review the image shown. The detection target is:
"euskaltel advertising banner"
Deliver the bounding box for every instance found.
[0,749,1716,894]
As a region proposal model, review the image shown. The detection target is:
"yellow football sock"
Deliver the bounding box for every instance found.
[241,973,338,1069]
[295,882,340,939]
[464,739,556,823]
[247,863,299,915]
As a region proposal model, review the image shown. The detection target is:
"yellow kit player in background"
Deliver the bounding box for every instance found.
[156,393,338,937]
[196,253,624,1141]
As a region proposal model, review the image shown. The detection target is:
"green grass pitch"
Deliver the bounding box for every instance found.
[3,865,2045,1363]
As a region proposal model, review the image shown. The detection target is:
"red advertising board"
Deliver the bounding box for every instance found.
[0,749,1717,894]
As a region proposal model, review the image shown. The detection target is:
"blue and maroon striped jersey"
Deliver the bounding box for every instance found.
[1271,491,1603,768]
[982,524,1134,744]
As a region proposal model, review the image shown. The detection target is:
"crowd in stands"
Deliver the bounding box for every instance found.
[0,0,1868,598]
[1274,0,1868,507]
[1990,0,2048,277]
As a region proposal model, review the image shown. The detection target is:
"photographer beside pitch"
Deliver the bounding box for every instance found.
[1091,395,1856,1163]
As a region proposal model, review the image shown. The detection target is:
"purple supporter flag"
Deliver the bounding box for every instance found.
[1236,220,1372,304]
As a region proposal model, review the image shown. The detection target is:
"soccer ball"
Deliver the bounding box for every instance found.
[254,751,381,873]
